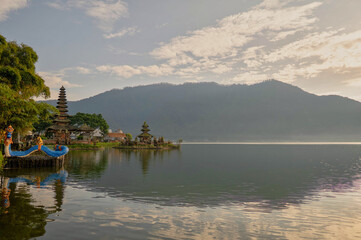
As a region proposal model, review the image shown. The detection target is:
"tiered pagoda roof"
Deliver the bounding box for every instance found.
[137,122,153,139]
[47,86,77,132]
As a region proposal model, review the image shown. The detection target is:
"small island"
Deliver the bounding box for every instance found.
[114,122,181,150]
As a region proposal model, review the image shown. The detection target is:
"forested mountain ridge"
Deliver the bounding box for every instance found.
[46,80,361,141]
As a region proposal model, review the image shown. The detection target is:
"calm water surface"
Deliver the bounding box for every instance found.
[1,144,361,239]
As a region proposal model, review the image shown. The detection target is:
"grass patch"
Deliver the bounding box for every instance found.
[95,142,119,147]
[66,143,100,150]
[0,151,4,170]
[45,142,119,150]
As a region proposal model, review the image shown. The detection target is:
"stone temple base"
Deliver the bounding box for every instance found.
[3,156,65,169]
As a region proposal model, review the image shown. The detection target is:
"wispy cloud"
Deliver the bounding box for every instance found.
[47,0,128,32]
[96,0,323,80]
[103,27,139,39]
[96,64,173,78]
[150,1,322,62]
[244,29,361,84]
[75,67,92,74]
[38,71,82,89]
[225,72,271,85]
[38,67,92,99]
[0,0,28,22]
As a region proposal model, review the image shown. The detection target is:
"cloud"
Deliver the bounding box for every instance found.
[39,0,361,100]
[270,29,300,42]
[36,67,92,99]
[51,0,360,99]
[243,29,361,84]
[47,0,128,32]
[75,67,92,74]
[103,27,139,39]
[46,1,65,10]
[150,1,322,62]
[257,0,293,9]
[38,71,82,88]
[96,65,141,78]
[0,0,28,22]
[225,71,270,85]
[144,0,361,91]
[211,64,233,74]
[97,1,323,80]
[96,64,173,78]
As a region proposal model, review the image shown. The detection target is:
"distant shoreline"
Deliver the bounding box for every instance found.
[182,142,361,145]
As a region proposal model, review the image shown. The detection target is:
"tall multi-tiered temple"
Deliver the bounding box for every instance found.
[47,86,77,144]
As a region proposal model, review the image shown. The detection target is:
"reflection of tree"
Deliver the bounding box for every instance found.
[68,148,179,177]
[137,150,152,175]
[124,149,178,175]
[54,179,64,211]
[66,150,109,178]
[0,183,48,239]
[0,168,66,239]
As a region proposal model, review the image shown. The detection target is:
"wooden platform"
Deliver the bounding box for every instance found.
[3,156,65,169]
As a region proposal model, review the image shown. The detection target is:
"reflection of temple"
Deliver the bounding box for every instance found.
[46,86,77,144]
[0,169,67,238]
[0,187,10,210]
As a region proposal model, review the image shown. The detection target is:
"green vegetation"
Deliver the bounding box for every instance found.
[116,122,180,150]
[32,102,58,133]
[0,34,54,133]
[65,143,100,150]
[0,151,3,168]
[70,112,109,135]
[115,143,180,150]
[95,142,119,147]
[46,142,118,150]
[125,133,132,141]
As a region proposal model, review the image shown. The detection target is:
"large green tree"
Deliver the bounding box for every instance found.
[0,34,53,133]
[32,102,58,134]
[70,113,109,135]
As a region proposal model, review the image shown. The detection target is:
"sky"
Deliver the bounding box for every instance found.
[1,0,361,101]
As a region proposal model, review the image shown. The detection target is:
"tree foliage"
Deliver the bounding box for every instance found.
[0,34,52,133]
[126,133,132,141]
[70,112,109,135]
[0,35,49,99]
[32,102,58,133]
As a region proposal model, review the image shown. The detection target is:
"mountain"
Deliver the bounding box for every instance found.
[46,80,361,141]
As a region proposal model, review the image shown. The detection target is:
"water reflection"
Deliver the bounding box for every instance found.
[65,150,109,178]
[65,145,361,209]
[123,149,180,175]
[1,145,361,239]
[0,168,67,239]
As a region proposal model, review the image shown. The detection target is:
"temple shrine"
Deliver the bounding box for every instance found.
[137,122,153,143]
[46,86,77,145]
[115,121,179,149]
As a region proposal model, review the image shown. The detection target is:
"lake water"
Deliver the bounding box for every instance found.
[1,144,361,239]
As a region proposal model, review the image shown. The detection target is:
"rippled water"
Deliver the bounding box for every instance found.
[1,144,361,239]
